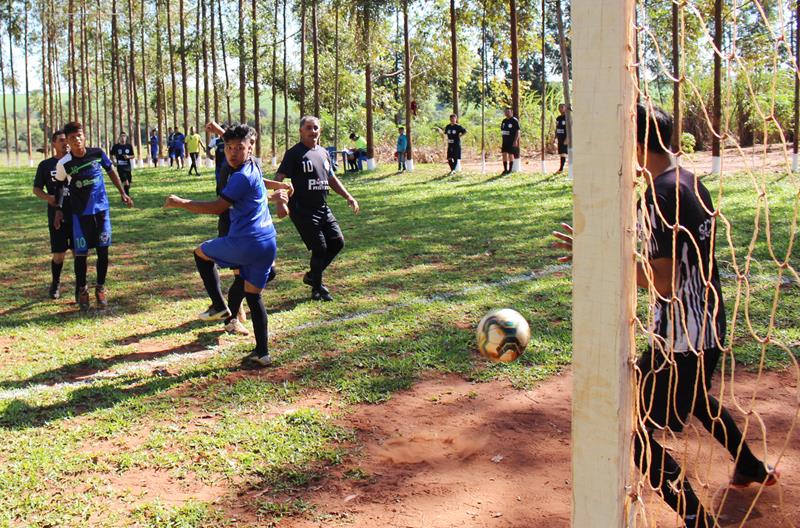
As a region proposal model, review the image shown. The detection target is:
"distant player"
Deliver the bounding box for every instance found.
[500,108,520,175]
[54,122,133,310]
[110,132,135,197]
[33,130,72,299]
[172,129,186,170]
[149,129,160,167]
[444,114,467,174]
[186,126,205,176]
[276,116,359,301]
[167,127,176,167]
[396,126,407,172]
[555,104,568,174]
[165,124,287,367]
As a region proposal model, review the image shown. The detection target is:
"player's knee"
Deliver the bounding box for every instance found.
[329,236,344,253]
[194,247,211,261]
[52,252,66,264]
[243,280,262,294]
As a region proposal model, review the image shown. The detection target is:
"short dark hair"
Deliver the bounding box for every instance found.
[636,103,672,155]
[398,127,405,132]
[63,121,83,137]
[349,133,357,140]
[51,129,65,142]
[450,114,457,119]
[223,123,256,143]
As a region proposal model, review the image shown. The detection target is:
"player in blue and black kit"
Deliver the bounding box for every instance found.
[55,121,133,310]
[149,128,160,167]
[33,129,72,299]
[172,129,186,170]
[110,132,135,197]
[165,124,289,367]
[276,116,360,301]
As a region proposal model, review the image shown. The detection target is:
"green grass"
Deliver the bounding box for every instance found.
[0,162,796,526]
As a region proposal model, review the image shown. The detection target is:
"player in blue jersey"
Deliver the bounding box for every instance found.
[54,122,133,310]
[149,129,160,167]
[165,124,289,367]
[172,129,186,170]
[33,130,72,299]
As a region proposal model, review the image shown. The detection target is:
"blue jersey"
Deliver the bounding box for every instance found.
[173,133,185,149]
[150,135,159,153]
[55,148,114,216]
[219,158,275,240]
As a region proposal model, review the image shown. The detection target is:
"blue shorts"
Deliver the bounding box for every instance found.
[73,210,112,256]
[201,234,277,289]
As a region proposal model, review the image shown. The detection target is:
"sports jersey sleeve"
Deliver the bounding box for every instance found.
[645,188,675,261]
[99,150,114,173]
[220,171,249,204]
[276,148,297,178]
[33,162,47,188]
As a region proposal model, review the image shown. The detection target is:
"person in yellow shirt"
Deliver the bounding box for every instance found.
[186,126,206,176]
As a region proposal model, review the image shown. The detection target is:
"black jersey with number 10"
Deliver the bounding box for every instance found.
[278,143,333,211]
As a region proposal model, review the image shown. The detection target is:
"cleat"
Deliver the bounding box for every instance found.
[311,289,333,302]
[248,353,272,367]
[49,281,61,300]
[224,318,250,335]
[266,267,277,285]
[303,272,329,294]
[730,464,780,489]
[198,305,231,321]
[95,285,108,308]
[77,287,90,311]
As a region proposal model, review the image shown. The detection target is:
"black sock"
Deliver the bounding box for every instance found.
[503,161,508,173]
[51,259,64,284]
[245,292,268,356]
[194,252,226,310]
[75,256,88,291]
[96,246,109,286]
[225,275,246,323]
[559,157,566,172]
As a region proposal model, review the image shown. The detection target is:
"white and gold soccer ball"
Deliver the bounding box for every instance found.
[476,308,531,363]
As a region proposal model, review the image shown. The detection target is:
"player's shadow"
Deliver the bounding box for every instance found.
[0,329,220,391]
[713,487,766,525]
[109,319,210,346]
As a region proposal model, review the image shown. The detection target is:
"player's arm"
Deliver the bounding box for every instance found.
[33,186,57,206]
[271,172,290,218]
[205,121,225,137]
[52,163,69,228]
[329,173,359,213]
[263,177,293,195]
[164,194,231,215]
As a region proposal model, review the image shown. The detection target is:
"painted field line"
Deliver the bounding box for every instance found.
[0,264,570,401]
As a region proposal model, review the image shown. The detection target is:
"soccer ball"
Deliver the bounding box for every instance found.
[476,308,531,363]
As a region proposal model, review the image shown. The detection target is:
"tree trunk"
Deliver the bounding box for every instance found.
[252,0,260,155]
[449,0,458,115]
[24,3,32,162]
[312,0,320,117]
[333,0,339,150]
[112,0,121,136]
[0,26,9,163]
[218,0,232,123]
[540,0,545,168]
[712,0,721,162]
[81,2,92,144]
[94,3,102,146]
[39,0,48,157]
[102,16,110,150]
[203,0,210,146]
[671,0,681,153]
[300,0,306,117]
[180,0,188,131]
[481,0,486,171]
[156,0,166,156]
[364,0,374,161]
[403,0,412,162]
[509,0,520,119]
[238,0,246,123]
[210,0,219,120]
[124,55,134,142]
[129,0,141,162]
[282,0,288,149]
[195,0,201,132]
[795,0,799,157]
[167,3,178,128]
[68,0,75,121]
[141,0,149,158]
[271,0,278,161]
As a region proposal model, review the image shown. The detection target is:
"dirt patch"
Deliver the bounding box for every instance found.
[264,369,798,528]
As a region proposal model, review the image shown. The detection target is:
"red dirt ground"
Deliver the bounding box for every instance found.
[265,368,799,528]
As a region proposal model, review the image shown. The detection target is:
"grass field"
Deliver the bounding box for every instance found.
[0,162,796,527]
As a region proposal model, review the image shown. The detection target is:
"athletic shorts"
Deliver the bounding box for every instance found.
[48,212,73,253]
[637,346,722,432]
[169,148,177,159]
[151,150,158,161]
[118,167,132,184]
[557,140,568,155]
[501,142,519,156]
[72,210,112,256]
[201,234,277,289]
[447,144,462,160]
[290,206,343,252]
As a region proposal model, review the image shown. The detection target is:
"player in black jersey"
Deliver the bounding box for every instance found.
[33,130,72,299]
[554,104,568,174]
[276,116,359,301]
[553,104,778,528]
[443,114,467,174]
[110,132,135,197]
[500,108,520,175]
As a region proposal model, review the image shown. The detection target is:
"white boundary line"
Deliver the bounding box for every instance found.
[0,264,571,401]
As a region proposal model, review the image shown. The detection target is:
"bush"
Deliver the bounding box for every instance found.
[681,132,696,154]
